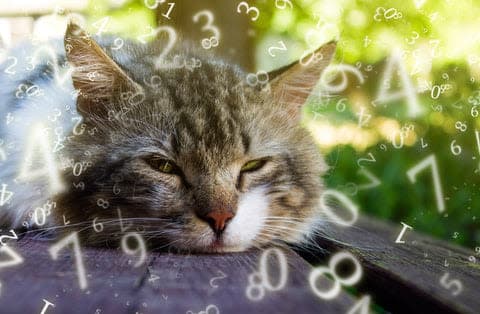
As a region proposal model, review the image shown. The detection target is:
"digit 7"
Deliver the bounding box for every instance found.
[49,232,88,290]
[406,154,445,213]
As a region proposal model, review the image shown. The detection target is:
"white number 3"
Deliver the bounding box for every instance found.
[237,2,260,21]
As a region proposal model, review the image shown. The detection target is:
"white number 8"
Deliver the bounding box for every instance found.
[245,248,288,301]
[309,251,362,300]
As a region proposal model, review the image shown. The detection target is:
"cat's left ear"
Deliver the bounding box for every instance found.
[64,22,142,117]
[269,41,336,118]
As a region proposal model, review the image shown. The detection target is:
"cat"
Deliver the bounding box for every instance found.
[0,22,335,252]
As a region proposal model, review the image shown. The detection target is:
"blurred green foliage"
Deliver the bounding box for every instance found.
[256,0,480,249]
[84,0,156,38]
[85,0,480,249]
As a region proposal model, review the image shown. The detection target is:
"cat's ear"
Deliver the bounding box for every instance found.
[269,41,336,118]
[64,22,142,116]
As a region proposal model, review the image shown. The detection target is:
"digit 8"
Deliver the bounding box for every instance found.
[245,272,265,301]
[97,198,110,209]
[201,37,219,49]
[300,50,324,67]
[246,70,269,87]
[309,251,362,300]
[455,121,467,132]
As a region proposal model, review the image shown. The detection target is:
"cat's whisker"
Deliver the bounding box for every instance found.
[262,216,304,220]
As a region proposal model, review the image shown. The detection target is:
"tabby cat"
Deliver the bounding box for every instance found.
[0,23,335,252]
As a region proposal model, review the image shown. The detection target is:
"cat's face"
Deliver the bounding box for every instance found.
[56,23,335,252]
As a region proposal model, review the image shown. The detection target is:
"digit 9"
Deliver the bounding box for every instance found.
[121,232,147,267]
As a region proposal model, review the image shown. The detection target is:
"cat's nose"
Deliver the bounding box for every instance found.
[204,211,234,234]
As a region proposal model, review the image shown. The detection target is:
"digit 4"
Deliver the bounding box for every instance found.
[92,16,110,36]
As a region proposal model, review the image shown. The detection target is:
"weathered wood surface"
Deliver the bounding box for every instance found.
[0,235,356,314]
[304,216,480,314]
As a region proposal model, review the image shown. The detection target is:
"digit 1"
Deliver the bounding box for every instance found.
[395,222,413,244]
[475,129,480,156]
[40,299,55,314]
[49,232,87,290]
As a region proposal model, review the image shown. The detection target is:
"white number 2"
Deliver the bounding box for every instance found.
[4,56,17,75]
[268,40,287,57]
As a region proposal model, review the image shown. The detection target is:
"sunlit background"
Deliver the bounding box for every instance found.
[0,0,478,251]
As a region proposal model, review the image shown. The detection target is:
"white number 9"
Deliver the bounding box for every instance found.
[121,232,147,268]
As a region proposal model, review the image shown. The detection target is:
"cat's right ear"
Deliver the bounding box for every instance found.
[64,22,142,117]
[268,41,336,119]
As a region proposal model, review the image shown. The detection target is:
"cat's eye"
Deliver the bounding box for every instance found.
[240,159,267,173]
[146,158,178,174]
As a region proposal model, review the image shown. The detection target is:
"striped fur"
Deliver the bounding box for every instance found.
[0,24,334,252]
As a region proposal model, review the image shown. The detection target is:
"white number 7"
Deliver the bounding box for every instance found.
[49,232,88,290]
[406,154,445,213]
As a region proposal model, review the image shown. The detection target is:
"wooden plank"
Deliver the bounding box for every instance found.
[0,235,357,313]
[0,236,149,313]
[301,216,480,314]
[138,249,357,313]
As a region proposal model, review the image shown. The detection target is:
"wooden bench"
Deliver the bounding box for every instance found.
[0,215,477,313]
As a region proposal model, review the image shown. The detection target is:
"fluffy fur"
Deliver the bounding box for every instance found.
[0,23,335,252]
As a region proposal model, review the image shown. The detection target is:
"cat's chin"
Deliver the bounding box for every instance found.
[204,245,249,253]
[172,236,253,253]
[192,240,251,253]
